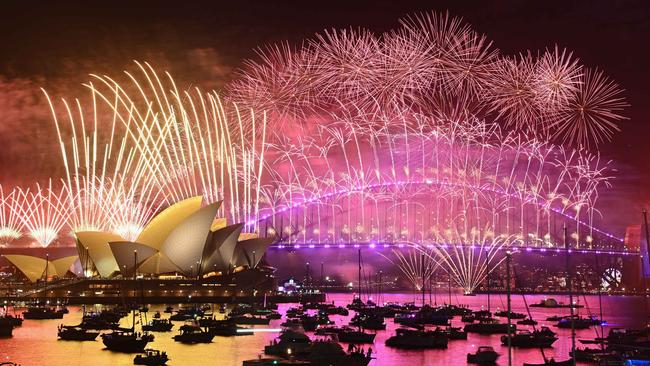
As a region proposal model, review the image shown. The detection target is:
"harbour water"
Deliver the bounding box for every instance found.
[0,293,646,365]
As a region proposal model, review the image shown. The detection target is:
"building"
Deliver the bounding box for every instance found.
[3,197,279,302]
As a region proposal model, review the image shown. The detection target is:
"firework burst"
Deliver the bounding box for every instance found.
[0,186,22,244]
[12,181,69,247]
[549,68,628,148]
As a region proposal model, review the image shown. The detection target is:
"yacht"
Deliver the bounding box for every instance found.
[173,324,214,343]
[142,318,173,332]
[229,314,271,325]
[523,358,574,366]
[518,318,538,326]
[530,298,583,308]
[57,325,100,341]
[501,329,558,348]
[467,346,499,364]
[134,349,169,365]
[494,310,526,319]
[22,306,64,320]
[264,329,312,357]
[556,316,597,329]
[101,329,154,352]
[385,328,448,349]
[336,328,376,344]
[464,318,515,334]
[0,317,14,337]
[304,341,372,366]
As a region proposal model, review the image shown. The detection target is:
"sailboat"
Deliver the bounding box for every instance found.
[524,225,575,366]
[464,251,513,335]
[102,252,154,352]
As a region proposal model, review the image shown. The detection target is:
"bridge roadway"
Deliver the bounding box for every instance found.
[269,242,638,256]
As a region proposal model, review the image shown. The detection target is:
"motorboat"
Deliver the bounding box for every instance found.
[518,318,538,326]
[22,306,64,320]
[57,325,100,341]
[142,319,173,332]
[264,329,312,357]
[467,346,499,364]
[134,349,169,365]
[337,328,376,344]
[304,341,372,366]
[229,314,271,325]
[501,329,558,348]
[530,298,583,308]
[173,324,214,343]
[203,318,251,336]
[242,357,311,365]
[445,326,467,340]
[523,358,574,366]
[494,310,526,319]
[169,307,204,321]
[0,317,14,337]
[1,315,22,327]
[464,318,515,334]
[102,329,154,352]
[349,314,385,331]
[556,316,597,330]
[385,328,448,349]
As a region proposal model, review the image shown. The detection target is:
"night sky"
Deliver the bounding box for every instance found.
[0,0,648,232]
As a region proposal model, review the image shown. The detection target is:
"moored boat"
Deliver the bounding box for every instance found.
[494,310,526,319]
[230,314,271,325]
[530,298,583,308]
[102,330,154,352]
[172,324,214,343]
[22,306,64,320]
[517,318,538,326]
[57,325,100,341]
[556,316,596,330]
[133,349,169,365]
[304,341,372,366]
[142,319,173,332]
[464,318,515,334]
[501,329,558,348]
[523,358,574,366]
[337,329,376,344]
[0,317,14,337]
[385,328,448,349]
[264,329,312,357]
[467,346,499,364]
[242,357,311,366]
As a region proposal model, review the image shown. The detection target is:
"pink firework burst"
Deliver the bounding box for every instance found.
[548,68,628,148]
[533,46,583,109]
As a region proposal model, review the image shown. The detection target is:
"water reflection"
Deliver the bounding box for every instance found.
[0,293,645,365]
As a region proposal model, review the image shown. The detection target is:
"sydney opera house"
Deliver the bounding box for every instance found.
[2,197,279,303]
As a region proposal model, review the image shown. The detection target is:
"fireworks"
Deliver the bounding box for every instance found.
[549,68,628,148]
[0,11,631,291]
[0,186,22,244]
[12,181,69,247]
[229,11,627,147]
[42,62,269,238]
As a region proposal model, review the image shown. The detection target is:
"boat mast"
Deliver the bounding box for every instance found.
[421,251,425,306]
[357,248,361,300]
[505,250,512,366]
[594,251,605,353]
[486,248,491,313]
[641,208,650,320]
[564,223,576,366]
[44,253,49,304]
[377,270,383,306]
[448,270,452,305]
